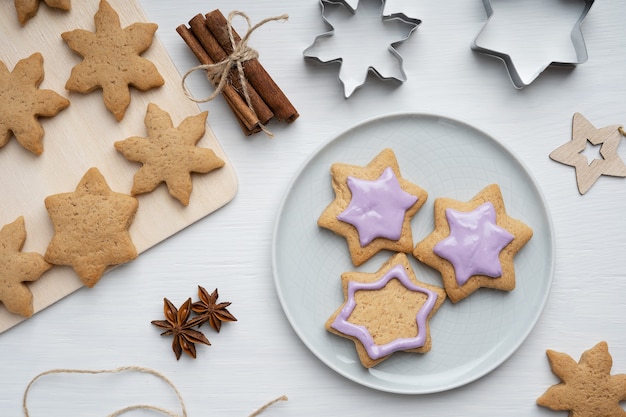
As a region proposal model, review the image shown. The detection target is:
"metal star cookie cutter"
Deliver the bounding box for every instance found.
[304,0,420,98]
[471,0,594,88]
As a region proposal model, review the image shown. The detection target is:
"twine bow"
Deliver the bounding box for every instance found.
[23,366,287,417]
[182,11,289,137]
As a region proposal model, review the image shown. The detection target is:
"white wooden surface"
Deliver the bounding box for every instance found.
[3,0,626,416]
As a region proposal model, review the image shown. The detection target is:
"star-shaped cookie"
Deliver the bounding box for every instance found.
[0,53,70,155]
[14,0,71,26]
[550,113,626,195]
[0,216,51,317]
[326,253,445,368]
[44,167,138,287]
[413,184,532,303]
[537,341,626,417]
[61,0,164,121]
[114,103,225,206]
[318,148,428,266]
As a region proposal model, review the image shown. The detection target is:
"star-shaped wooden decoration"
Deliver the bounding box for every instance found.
[0,216,51,317]
[0,53,70,155]
[61,0,164,121]
[44,168,138,287]
[114,103,225,206]
[14,0,71,26]
[413,184,532,303]
[550,113,626,195]
[537,341,626,417]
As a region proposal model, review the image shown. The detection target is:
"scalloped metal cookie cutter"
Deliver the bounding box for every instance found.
[471,0,594,88]
[304,0,420,97]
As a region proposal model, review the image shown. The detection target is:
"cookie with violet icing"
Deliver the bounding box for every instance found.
[318,148,428,266]
[325,253,446,368]
[413,184,532,303]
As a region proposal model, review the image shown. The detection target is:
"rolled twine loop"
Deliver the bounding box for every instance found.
[182,11,289,138]
[23,365,288,417]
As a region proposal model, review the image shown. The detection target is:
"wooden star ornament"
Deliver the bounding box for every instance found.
[550,113,626,195]
[44,168,138,287]
[0,217,51,317]
[537,341,626,417]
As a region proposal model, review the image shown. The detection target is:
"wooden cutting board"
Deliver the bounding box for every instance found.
[0,0,238,332]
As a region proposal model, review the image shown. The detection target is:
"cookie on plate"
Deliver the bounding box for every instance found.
[0,53,70,155]
[114,103,225,206]
[318,148,428,266]
[44,167,138,287]
[0,216,51,317]
[61,0,164,121]
[537,341,626,417]
[14,0,71,26]
[325,253,446,368]
[413,184,532,303]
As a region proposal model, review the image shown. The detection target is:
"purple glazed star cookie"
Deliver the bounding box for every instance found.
[318,148,428,266]
[325,253,446,368]
[413,184,532,302]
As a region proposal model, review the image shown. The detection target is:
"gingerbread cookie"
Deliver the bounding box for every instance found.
[0,216,51,317]
[0,53,70,155]
[326,253,446,368]
[14,0,71,26]
[114,103,225,206]
[61,0,164,121]
[318,148,428,266]
[413,184,532,303]
[44,167,138,287]
[537,341,626,417]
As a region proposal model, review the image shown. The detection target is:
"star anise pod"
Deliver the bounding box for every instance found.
[151,297,210,360]
[191,286,237,332]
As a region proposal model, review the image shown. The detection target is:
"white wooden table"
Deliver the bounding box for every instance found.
[3,1,626,416]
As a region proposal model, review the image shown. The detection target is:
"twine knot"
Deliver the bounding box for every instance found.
[182,11,289,137]
[23,366,287,417]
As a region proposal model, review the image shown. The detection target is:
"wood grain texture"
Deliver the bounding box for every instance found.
[0,0,237,331]
[2,1,626,416]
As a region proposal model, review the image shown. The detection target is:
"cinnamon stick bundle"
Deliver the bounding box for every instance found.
[204,9,299,123]
[188,14,274,126]
[176,24,262,135]
[176,10,299,136]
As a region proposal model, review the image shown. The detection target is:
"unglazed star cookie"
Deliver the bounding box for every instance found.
[537,342,626,417]
[326,253,446,368]
[44,167,138,287]
[0,216,51,317]
[61,0,164,121]
[413,184,532,303]
[0,53,70,155]
[14,0,71,26]
[318,148,428,266]
[114,103,225,206]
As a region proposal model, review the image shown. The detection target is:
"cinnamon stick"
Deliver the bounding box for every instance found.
[204,9,299,123]
[176,24,262,135]
[188,14,274,126]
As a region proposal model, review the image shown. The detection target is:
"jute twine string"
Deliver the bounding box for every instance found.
[182,11,289,138]
[23,365,287,417]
